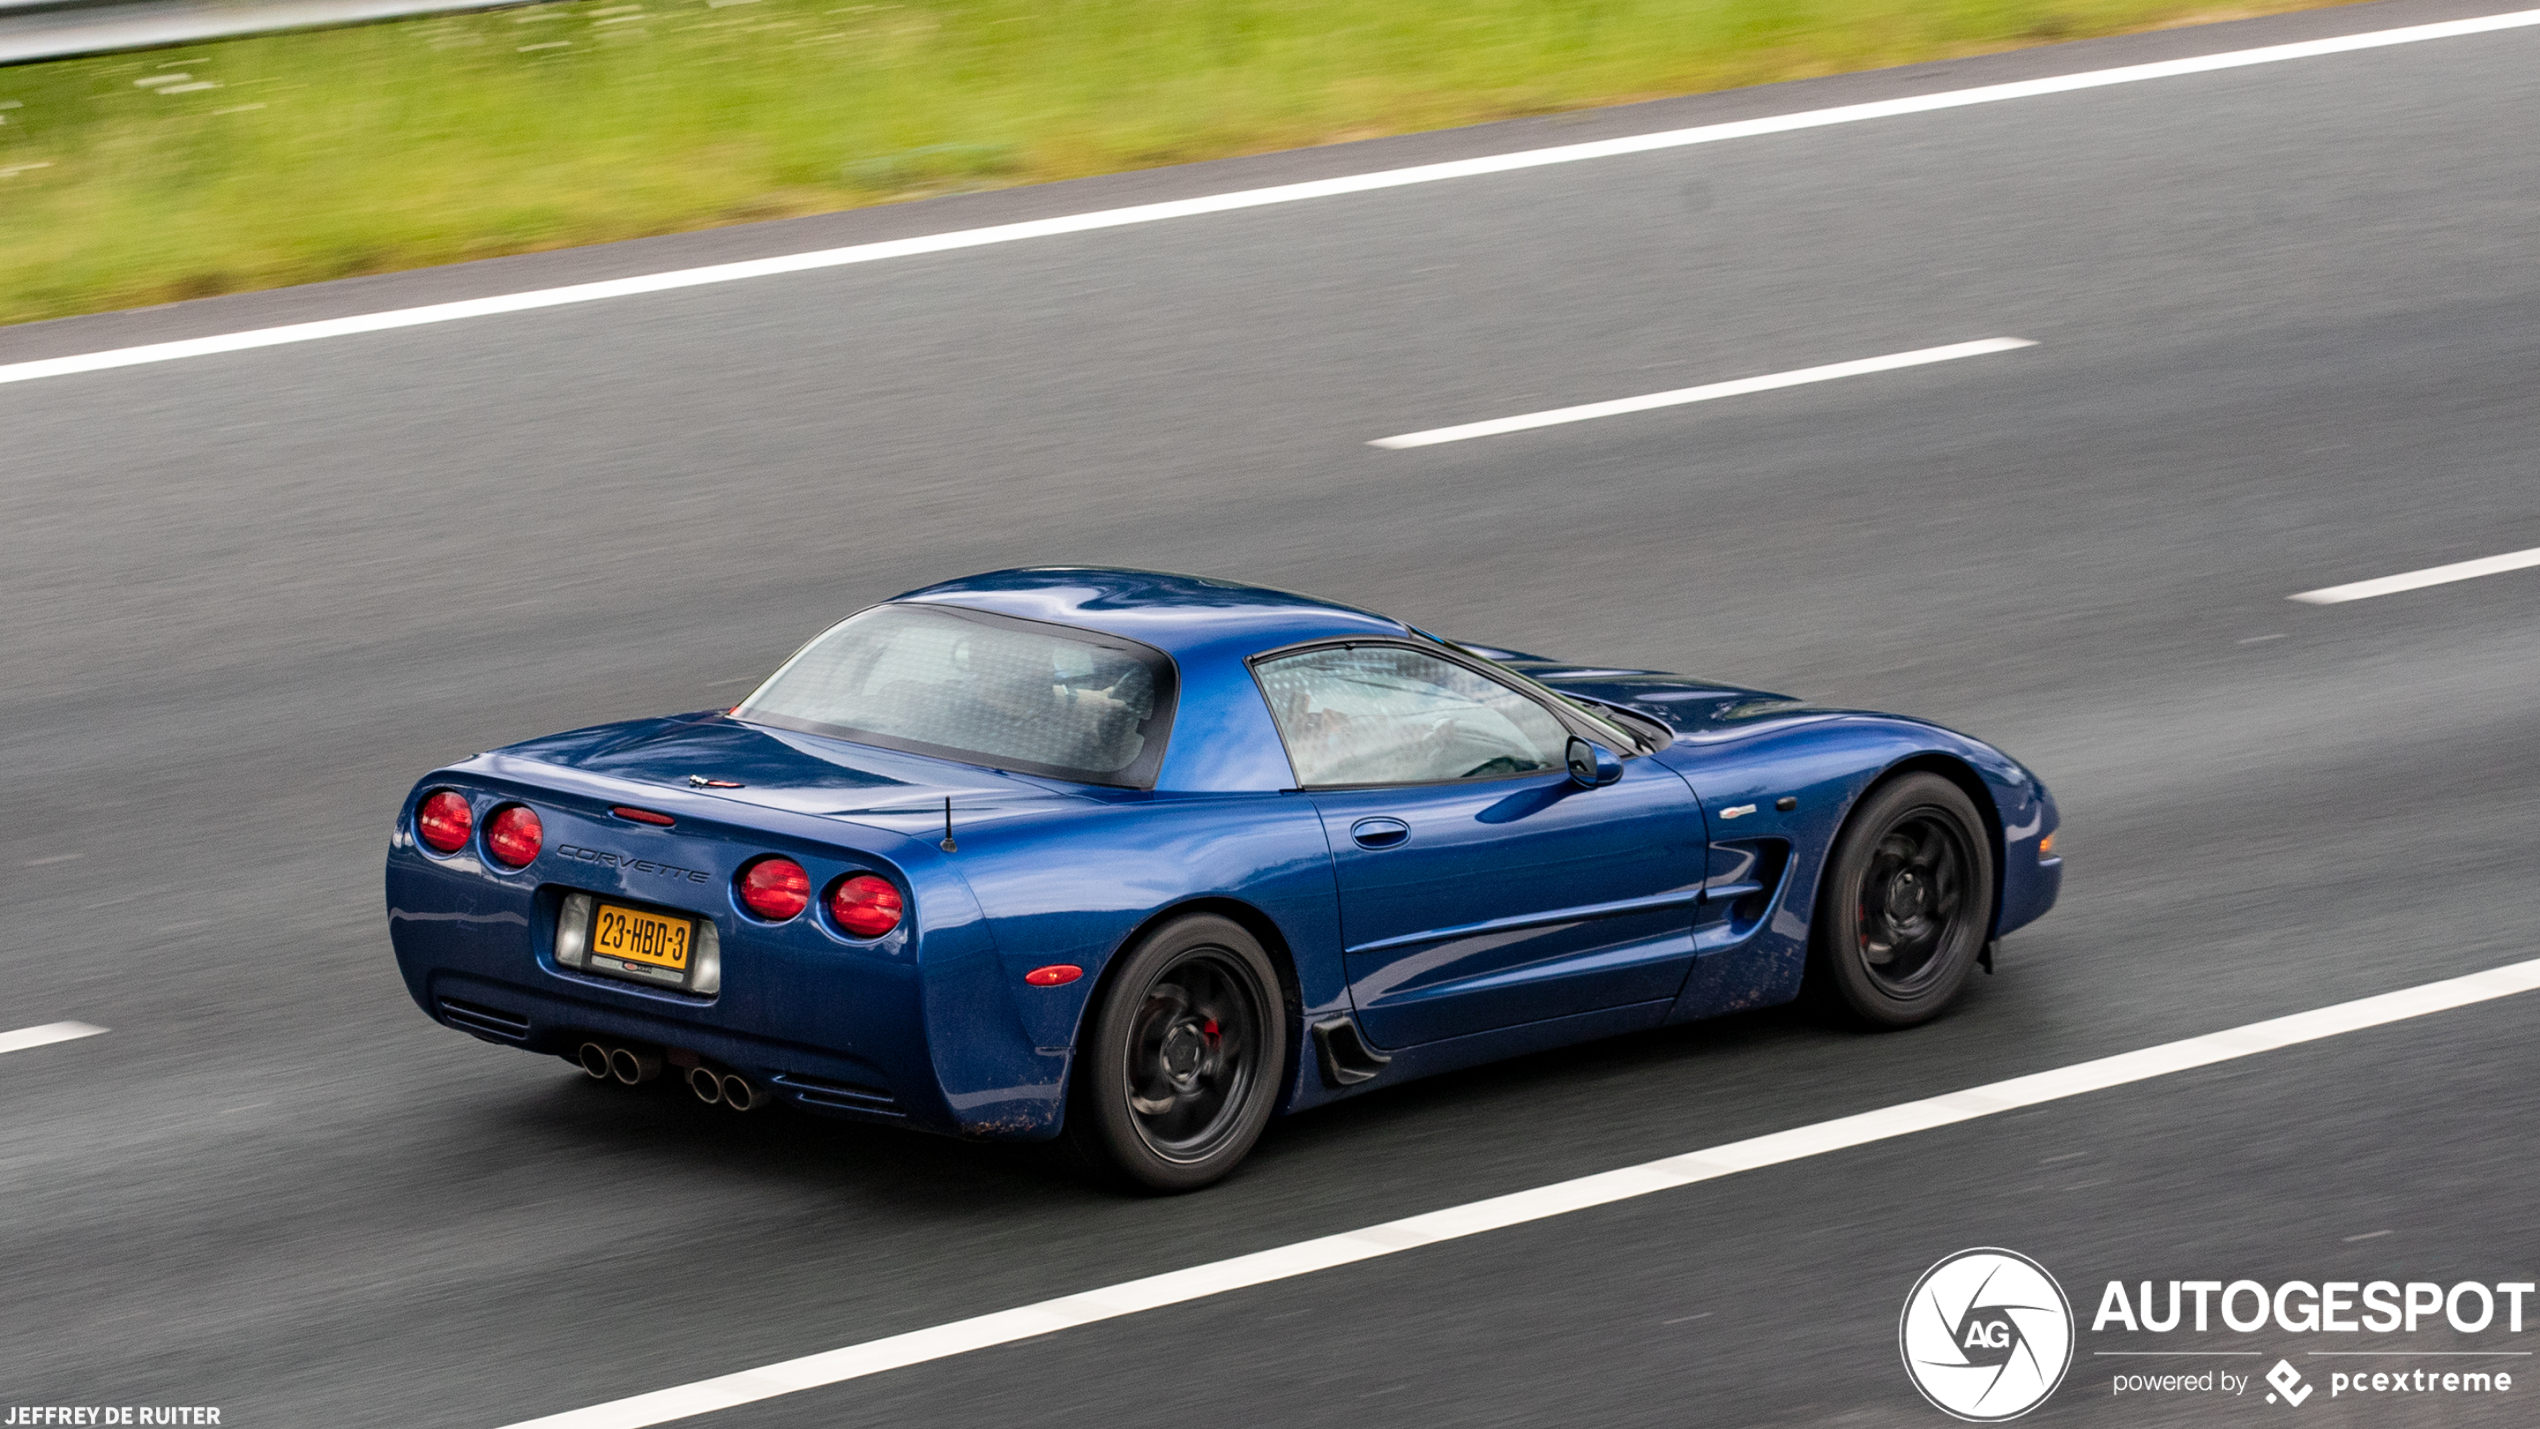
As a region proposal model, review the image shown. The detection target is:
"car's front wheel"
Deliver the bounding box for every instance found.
[1064,914,1287,1192]
[1807,772,1997,1028]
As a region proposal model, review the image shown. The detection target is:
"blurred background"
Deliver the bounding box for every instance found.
[0,0,2325,323]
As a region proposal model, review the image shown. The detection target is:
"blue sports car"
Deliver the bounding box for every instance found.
[386,568,2061,1190]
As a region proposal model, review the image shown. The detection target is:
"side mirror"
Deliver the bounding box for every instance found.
[1565,737,1624,788]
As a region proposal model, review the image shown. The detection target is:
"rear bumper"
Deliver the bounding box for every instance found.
[383,776,1067,1140]
[421,969,914,1124]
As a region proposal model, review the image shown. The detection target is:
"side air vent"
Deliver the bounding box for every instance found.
[439,997,533,1043]
[1732,840,1792,927]
[1311,1016,1392,1088]
[1695,839,1795,953]
[769,1072,905,1118]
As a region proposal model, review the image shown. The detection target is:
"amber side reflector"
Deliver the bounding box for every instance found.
[611,806,675,827]
[2039,833,2057,857]
[1024,965,1083,987]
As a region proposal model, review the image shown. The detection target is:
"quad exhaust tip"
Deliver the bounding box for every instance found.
[576,1040,663,1085]
[687,1063,771,1112]
[609,1046,662,1085]
[580,1040,770,1112]
[720,1071,770,1112]
[686,1064,724,1106]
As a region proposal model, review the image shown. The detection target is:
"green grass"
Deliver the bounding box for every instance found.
[0,0,2329,325]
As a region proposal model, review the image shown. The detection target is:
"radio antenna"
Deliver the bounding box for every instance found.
[940,796,957,853]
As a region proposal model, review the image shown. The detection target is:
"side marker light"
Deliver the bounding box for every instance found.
[2039,833,2057,858]
[1024,965,1083,987]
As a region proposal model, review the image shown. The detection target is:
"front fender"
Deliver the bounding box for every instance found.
[1650,711,2060,1020]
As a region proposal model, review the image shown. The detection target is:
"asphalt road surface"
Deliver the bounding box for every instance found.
[4,2,2537,1424]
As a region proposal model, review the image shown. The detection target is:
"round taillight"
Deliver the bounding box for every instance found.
[416,790,473,854]
[738,858,810,921]
[829,874,903,938]
[485,804,543,869]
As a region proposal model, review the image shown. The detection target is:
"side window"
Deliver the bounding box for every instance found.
[1256,645,1572,786]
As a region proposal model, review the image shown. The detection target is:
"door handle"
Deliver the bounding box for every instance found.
[1350,817,1410,849]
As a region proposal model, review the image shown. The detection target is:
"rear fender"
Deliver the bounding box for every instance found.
[912,791,1344,1136]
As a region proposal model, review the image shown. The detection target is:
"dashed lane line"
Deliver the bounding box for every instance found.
[0,1021,107,1055]
[498,955,2540,1429]
[2289,545,2540,604]
[5,10,2540,388]
[1367,339,2034,448]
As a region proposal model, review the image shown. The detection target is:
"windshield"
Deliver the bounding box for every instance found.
[1418,635,1654,753]
[733,604,1177,787]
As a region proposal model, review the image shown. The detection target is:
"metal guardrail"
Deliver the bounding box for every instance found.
[0,0,207,16]
[0,0,555,64]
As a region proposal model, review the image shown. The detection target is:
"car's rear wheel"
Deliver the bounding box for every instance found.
[1065,914,1286,1193]
[1806,772,1996,1028]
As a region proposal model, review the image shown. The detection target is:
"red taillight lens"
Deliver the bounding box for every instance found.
[738,858,810,921]
[485,805,543,868]
[829,874,904,938]
[416,790,473,854]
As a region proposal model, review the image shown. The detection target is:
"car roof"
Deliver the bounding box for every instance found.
[891,567,1409,658]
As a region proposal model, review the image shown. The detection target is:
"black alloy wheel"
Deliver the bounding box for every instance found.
[1065,914,1287,1192]
[1806,772,1997,1028]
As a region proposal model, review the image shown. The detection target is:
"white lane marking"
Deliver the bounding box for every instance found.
[7,13,2540,389]
[0,1021,107,1055]
[499,955,2540,1429]
[1368,338,2032,448]
[2288,545,2540,604]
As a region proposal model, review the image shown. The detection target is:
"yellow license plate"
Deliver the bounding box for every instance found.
[591,902,694,973]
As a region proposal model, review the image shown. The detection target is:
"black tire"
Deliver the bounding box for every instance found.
[1806,772,1996,1028]
[1063,914,1287,1193]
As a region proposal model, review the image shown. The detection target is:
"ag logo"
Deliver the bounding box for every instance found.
[1900,1248,2075,1421]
